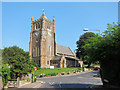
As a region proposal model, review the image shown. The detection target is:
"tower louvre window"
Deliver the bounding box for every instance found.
[47,25,51,30]
[36,24,37,29]
[38,23,40,28]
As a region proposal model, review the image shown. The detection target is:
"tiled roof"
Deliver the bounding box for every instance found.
[51,56,79,61]
[51,56,62,60]
[65,56,79,61]
[56,44,74,56]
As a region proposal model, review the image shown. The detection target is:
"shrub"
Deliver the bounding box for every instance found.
[27,78,30,82]
[50,73,57,76]
[61,72,65,75]
[67,72,70,75]
[73,70,76,73]
[34,78,36,82]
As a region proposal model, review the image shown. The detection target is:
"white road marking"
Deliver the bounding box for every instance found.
[49,82,55,85]
[59,81,61,88]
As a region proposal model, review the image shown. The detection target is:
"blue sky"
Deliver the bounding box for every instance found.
[2,2,118,52]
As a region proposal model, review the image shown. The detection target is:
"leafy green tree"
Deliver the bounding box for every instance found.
[2,64,11,86]
[83,22,120,87]
[2,46,35,79]
[76,32,95,67]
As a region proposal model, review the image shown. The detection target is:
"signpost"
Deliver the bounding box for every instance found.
[33,67,37,82]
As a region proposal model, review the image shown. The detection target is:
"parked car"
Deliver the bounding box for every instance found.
[94,66,100,70]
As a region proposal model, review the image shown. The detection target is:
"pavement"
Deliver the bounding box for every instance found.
[19,81,45,88]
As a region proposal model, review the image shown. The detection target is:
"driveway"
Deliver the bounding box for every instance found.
[37,70,102,88]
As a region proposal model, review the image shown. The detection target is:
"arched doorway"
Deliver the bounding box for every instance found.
[62,60,64,68]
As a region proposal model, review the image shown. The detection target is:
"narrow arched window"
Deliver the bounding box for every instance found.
[36,24,37,29]
[38,23,40,28]
[47,25,51,30]
[49,46,51,56]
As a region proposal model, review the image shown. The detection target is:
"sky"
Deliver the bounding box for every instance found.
[2,2,118,52]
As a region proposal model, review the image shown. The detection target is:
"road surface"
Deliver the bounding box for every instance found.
[37,70,102,88]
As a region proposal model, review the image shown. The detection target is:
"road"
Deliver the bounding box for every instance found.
[37,70,102,88]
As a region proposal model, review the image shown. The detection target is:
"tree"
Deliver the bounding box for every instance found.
[83,22,120,87]
[76,32,95,67]
[2,46,35,79]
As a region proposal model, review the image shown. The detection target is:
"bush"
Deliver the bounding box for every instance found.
[27,78,30,82]
[2,76,5,89]
[34,78,36,82]
[31,74,36,83]
[50,73,57,76]
[83,23,120,87]
[61,72,65,75]
[73,70,76,73]
[67,72,70,75]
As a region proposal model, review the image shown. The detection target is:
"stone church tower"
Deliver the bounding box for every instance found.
[29,10,56,68]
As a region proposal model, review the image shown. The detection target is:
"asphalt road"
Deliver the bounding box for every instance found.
[37,70,102,88]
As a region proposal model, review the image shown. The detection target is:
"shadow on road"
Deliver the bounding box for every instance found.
[52,83,102,88]
[91,71,100,78]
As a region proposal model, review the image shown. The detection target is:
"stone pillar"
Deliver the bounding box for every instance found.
[0,76,3,90]
[53,16,56,57]
[29,16,34,59]
[17,77,20,88]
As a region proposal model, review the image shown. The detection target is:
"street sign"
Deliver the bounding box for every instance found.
[50,66,54,69]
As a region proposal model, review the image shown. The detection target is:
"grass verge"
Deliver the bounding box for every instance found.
[34,68,81,76]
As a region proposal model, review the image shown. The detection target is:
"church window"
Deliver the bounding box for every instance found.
[47,25,51,30]
[33,48,36,57]
[36,24,37,29]
[47,61,49,65]
[38,23,40,28]
[33,33,35,38]
[36,47,37,56]
[37,47,38,56]
[49,46,51,56]
[38,47,39,56]
[39,60,40,65]
[36,32,39,36]
[39,48,40,56]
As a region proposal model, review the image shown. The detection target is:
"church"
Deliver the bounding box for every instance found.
[29,10,80,68]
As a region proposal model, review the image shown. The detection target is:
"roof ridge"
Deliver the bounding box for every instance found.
[68,47,74,55]
[56,44,69,48]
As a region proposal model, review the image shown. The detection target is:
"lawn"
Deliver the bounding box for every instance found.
[34,68,81,75]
